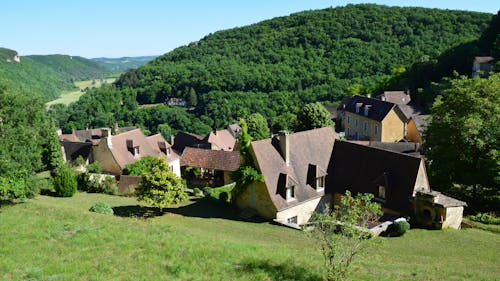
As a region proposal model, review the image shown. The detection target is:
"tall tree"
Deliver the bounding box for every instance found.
[295,102,333,131]
[425,74,500,208]
[246,113,269,140]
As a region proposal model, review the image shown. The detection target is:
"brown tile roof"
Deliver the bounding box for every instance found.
[59,133,80,142]
[410,114,430,133]
[345,95,407,122]
[205,129,237,151]
[146,133,179,162]
[109,129,163,169]
[172,131,207,153]
[251,127,338,212]
[379,91,411,105]
[180,147,240,171]
[327,140,425,211]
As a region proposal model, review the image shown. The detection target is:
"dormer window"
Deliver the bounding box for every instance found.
[134,147,140,157]
[286,186,295,201]
[316,176,325,191]
[166,148,171,156]
[355,103,362,113]
[364,105,371,116]
[377,185,386,202]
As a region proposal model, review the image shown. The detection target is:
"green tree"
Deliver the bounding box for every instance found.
[123,156,165,176]
[425,74,500,208]
[135,158,187,209]
[295,102,333,131]
[188,87,198,107]
[53,164,78,197]
[308,191,382,281]
[158,123,175,141]
[246,113,269,140]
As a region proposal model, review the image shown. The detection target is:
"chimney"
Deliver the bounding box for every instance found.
[278,130,290,165]
[56,128,62,136]
[381,96,386,101]
[102,128,112,148]
[170,135,175,146]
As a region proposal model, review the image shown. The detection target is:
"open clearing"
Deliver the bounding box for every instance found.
[46,78,116,107]
[0,193,499,280]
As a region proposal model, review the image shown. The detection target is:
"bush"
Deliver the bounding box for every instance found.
[25,176,51,198]
[87,161,102,173]
[469,213,500,225]
[89,202,114,215]
[101,176,118,195]
[202,186,213,197]
[77,172,91,192]
[53,165,77,197]
[219,191,229,203]
[193,187,203,197]
[384,220,410,237]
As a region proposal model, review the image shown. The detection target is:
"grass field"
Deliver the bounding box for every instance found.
[46,78,116,107]
[0,193,499,280]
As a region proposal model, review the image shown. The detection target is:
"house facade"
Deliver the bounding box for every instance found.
[93,128,180,176]
[343,95,407,142]
[234,127,338,226]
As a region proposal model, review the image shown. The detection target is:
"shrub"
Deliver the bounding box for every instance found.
[53,165,77,197]
[219,191,229,203]
[101,176,118,195]
[469,213,500,225]
[385,220,410,237]
[202,187,213,197]
[89,202,114,215]
[77,172,91,192]
[193,187,202,197]
[87,161,102,173]
[25,175,52,198]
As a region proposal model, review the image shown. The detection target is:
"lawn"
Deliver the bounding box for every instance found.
[0,193,499,280]
[46,78,116,107]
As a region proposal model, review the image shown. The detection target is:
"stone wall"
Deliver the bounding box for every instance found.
[444,206,464,229]
[276,194,331,226]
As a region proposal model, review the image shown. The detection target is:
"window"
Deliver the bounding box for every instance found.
[347,128,350,136]
[286,186,295,201]
[347,115,350,124]
[355,119,358,128]
[378,185,386,200]
[364,122,368,132]
[169,165,174,172]
[374,125,378,135]
[287,216,298,225]
[316,176,325,191]
[133,147,140,157]
[166,148,171,156]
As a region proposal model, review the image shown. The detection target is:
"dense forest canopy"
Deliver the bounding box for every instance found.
[52,5,495,137]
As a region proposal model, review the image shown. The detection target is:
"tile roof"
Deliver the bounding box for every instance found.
[344,95,407,122]
[180,147,240,171]
[349,141,421,155]
[379,91,411,105]
[327,140,425,211]
[172,131,207,153]
[205,129,237,151]
[251,127,338,212]
[146,133,179,162]
[410,114,430,133]
[473,56,494,64]
[109,129,164,169]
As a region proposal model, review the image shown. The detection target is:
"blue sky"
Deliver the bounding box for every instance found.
[0,1,497,58]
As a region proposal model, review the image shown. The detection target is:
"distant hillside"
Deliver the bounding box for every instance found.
[0,48,111,101]
[92,56,157,72]
[116,4,492,105]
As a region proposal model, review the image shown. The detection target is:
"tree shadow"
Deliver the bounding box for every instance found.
[237,259,323,281]
[112,205,164,218]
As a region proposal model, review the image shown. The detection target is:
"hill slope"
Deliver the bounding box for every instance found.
[116,4,492,104]
[92,56,157,72]
[0,48,111,101]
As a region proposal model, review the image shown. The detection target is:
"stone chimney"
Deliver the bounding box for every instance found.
[102,128,112,148]
[170,135,175,146]
[278,130,290,165]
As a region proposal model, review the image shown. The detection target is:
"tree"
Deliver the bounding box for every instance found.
[135,158,187,209]
[187,87,198,107]
[246,113,269,140]
[123,156,165,176]
[53,164,78,197]
[425,74,500,208]
[295,102,333,131]
[308,191,382,281]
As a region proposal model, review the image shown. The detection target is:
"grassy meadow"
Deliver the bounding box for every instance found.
[46,78,116,107]
[0,193,499,280]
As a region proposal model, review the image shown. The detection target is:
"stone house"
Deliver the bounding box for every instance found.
[172,128,237,154]
[93,128,180,177]
[343,95,408,142]
[472,56,495,78]
[233,127,338,226]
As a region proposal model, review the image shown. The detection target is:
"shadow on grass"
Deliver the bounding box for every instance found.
[112,205,164,218]
[113,199,267,222]
[238,259,323,281]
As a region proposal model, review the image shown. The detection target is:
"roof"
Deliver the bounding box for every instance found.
[324,105,338,119]
[397,103,426,120]
[379,91,411,105]
[251,127,338,212]
[473,56,494,64]
[228,123,242,138]
[109,129,166,169]
[344,95,407,122]
[327,140,425,211]
[205,129,237,151]
[180,147,240,171]
[410,114,430,133]
[146,133,179,162]
[60,141,93,162]
[172,131,207,153]
[415,190,467,207]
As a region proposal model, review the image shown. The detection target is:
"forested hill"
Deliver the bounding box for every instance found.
[92,56,157,72]
[0,48,110,101]
[116,4,492,104]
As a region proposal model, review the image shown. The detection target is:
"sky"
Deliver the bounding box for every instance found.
[1,1,498,58]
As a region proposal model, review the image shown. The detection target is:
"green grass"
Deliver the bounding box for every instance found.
[46,78,116,107]
[0,193,499,280]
